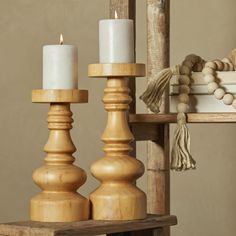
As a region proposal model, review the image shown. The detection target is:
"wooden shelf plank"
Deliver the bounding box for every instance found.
[129,113,236,124]
[0,215,177,236]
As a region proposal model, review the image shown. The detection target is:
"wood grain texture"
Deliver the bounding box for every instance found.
[146,1,170,235]
[30,101,89,222]
[130,113,236,124]
[0,215,177,236]
[88,67,147,220]
[32,89,88,103]
[88,64,145,78]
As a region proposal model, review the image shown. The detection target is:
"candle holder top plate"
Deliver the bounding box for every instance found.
[32,89,88,103]
[88,63,146,78]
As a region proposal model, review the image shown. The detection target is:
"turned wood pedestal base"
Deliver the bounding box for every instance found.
[31,89,89,222]
[88,63,147,220]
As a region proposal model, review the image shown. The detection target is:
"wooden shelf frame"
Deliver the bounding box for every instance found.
[0,215,177,236]
[129,113,236,124]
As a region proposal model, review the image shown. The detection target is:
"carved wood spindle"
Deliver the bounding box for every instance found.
[30,90,89,222]
[88,64,147,220]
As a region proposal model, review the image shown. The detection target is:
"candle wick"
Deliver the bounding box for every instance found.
[115,10,118,19]
[60,34,64,45]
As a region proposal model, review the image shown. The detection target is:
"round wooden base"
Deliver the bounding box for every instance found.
[31,192,89,222]
[90,184,146,220]
[90,153,147,220]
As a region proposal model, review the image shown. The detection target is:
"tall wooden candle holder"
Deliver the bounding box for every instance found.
[31,89,89,222]
[88,63,147,220]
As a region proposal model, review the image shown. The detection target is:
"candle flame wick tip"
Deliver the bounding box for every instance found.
[60,34,63,45]
[115,10,118,19]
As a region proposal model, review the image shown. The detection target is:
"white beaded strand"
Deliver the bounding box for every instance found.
[203,59,236,109]
[171,54,203,171]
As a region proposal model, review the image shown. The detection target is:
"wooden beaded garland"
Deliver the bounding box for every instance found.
[177,55,204,115]
[140,52,236,172]
[203,59,235,108]
[214,59,224,71]
[179,85,190,94]
[170,54,204,171]
[204,74,215,83]
[207,82,218,93]
[205,61,217,70]
[183,60,193,68]
[180,65,191,75]
[223,94,234,105]
[214,88,225,100]
[178,93,189,103]
[173,55,234,171]
[179,75,190,85]
[177,103,189,113]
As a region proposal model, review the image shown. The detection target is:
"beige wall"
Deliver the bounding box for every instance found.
[0,1,235,236]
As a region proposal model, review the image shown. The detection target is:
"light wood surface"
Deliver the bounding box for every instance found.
[88,65,147,220]
[0,215,177,236]
[147,0,170,219]
[30,94,89,222]
[129,113,236,123]
[88,63,145,78]
[131,123,159,141]
[146,1,170,235]
[32,89,88,103]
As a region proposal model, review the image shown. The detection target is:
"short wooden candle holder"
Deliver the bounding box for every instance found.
[31,89,89,222]
[88,63,147,220]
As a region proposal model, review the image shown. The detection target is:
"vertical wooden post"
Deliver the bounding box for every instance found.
[147,0,170,236]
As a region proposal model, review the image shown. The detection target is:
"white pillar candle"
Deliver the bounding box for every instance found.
[43,35,78,89]
[99,16,134,63]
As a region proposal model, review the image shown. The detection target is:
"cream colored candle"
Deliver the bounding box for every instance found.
[99,14,134,63]
[43,35,78,89]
